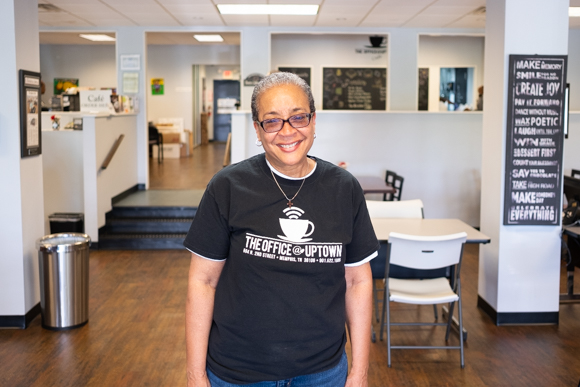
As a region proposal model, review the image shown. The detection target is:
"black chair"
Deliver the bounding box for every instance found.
[385,174,404,201]
[391,175,404,201]
[149,124,163,163]
[383,170,397,201]
[572,169,580,179]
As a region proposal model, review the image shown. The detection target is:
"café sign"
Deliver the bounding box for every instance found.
[80,90,112,112]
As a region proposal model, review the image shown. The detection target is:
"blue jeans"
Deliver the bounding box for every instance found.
[206,351,348,387]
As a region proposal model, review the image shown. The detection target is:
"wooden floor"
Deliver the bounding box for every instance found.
[149,142,226,190]
[2,145,580,386]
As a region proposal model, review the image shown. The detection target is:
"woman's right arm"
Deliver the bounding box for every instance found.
[186,253,226,386]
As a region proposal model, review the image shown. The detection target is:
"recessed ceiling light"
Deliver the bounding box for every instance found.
[570,7,580,17]
[217,4,319,15]
[194,34,224,42]
[79,34,116,42]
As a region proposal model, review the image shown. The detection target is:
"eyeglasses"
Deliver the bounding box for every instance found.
[257,113,313,133]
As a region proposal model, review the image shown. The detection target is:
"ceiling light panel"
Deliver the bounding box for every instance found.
[570,7,580,17]
[217,4,319,15]
[79,34,116,41]
[194,34,224,42]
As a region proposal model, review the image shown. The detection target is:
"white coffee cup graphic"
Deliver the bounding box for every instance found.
[279,218,315,242]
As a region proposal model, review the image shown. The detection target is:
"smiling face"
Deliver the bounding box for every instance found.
[254,84,316,177]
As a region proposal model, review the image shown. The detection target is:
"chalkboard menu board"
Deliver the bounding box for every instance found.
[322,67,386,110]
[503,55,567,225]
[278,67,311,86]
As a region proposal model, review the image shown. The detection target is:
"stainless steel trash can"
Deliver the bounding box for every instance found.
[37,233,91,330]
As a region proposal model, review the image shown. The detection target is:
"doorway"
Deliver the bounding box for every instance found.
[213,80,240,142]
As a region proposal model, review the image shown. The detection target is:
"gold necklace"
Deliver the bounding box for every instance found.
[270,170,306,208]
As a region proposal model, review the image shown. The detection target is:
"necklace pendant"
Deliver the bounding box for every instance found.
[287,201,293,208]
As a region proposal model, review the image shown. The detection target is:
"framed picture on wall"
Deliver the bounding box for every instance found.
[19,70,42,158]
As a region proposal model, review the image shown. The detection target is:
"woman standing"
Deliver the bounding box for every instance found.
[185,72,378,387]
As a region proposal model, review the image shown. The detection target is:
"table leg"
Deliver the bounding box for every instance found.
[560,268,580,303]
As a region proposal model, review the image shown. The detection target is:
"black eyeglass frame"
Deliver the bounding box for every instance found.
[256,112,313,133]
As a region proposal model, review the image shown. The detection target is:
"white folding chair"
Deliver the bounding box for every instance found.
[380,232,467,368]
[367,200,430,342]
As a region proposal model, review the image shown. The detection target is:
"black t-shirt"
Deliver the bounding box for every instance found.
[184,153,379,384]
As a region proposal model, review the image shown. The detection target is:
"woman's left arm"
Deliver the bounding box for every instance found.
[344,262,373,387]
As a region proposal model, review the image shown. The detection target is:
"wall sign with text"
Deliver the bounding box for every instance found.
[503,54,567,225]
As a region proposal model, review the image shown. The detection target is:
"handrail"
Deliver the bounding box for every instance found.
[100,134,124,170]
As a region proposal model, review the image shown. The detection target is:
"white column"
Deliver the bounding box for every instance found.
[0,0,44,327]
[240,27,271,111]
[478,0,569,324]
[116,27,148,187]
[388,29,419,111]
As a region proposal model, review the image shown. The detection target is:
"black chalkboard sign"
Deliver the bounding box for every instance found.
[278,67,311,86]
[322,67,386,110]
[503,54,567,225]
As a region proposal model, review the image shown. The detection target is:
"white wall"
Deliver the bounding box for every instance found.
[418,35,485,111]
[146,44,240,135]
[83,114,139,241]
[39,44,116,106]
[271,34,389,111]
[233,110,483,226]
[42,130,84,234]
[568,30,580,111]
[0,0,43,320]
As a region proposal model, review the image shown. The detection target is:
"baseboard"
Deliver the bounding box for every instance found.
[111,184,144,205]
[478,296,559,325]
[0,302,41,329]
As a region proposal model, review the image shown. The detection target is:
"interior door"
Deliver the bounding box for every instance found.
[213,80,240,142]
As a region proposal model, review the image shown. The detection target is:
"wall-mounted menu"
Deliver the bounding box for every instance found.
[322,67,386,110]
[503,55,567,225]
[278,67,311,86]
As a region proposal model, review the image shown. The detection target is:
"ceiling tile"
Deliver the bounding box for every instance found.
[403,14,458,28]
[156,0,214,4]
[269,15,317,27]
[269,0,321,3]
[433,0,485,6]
[317,5,370,16]
[445,14,485,29]
[38,12,94,26]
[213,0,267,4]
[163,4,217,13]
[173,13,225,26]
[315,14,366,27]
[421,5,482,17]
[51,3,114,13]
[358,17,410,28]
[47,0,104,4]
[220,15,269,26]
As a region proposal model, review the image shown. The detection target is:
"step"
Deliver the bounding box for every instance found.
[104,217,193,234]
[97,232,188,250]
[108,206,196,219]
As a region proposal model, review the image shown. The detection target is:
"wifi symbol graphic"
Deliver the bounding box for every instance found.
[283,206,305,219]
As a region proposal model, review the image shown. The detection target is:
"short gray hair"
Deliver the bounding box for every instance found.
[251,72,316,122]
